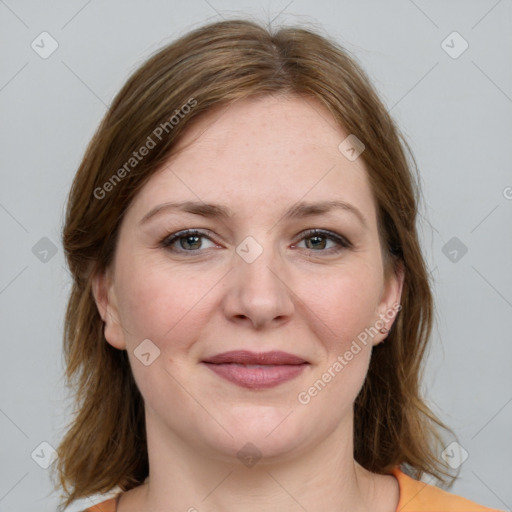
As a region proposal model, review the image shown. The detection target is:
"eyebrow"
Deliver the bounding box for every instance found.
[139,199,368,228]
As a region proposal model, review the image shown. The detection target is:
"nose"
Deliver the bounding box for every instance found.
[221,242,295,330]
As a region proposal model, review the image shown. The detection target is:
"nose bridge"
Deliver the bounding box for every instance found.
[225,233,294,327]
[236,234,285,297]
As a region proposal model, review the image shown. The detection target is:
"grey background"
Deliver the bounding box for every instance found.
[1,1,511,511]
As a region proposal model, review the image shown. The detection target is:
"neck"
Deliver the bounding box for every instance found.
[135,408,391,512]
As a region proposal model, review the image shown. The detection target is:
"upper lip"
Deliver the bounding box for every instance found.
[202,350,308,365]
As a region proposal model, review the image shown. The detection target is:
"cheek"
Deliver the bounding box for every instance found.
[297,264,382,404]
[113,259,212,401]
[114,255,216,350]
[306,263,383,348]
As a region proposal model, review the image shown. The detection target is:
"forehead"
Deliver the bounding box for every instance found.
[127,94,377,226]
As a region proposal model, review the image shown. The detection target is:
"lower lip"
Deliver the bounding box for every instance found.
[203,362,307,389]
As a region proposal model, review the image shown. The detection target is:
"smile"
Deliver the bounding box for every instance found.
[203,362,308,389]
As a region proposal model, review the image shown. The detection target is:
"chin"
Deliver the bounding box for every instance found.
[198,404,317,464]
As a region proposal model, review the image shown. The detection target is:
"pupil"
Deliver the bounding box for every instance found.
[182,235,201,250]
[307,236,326,250]
[179,235,328,251]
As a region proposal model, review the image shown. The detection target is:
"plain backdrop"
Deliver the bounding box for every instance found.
[1,1,511,511]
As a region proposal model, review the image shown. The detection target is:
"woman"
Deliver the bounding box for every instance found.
[53,19,502,512]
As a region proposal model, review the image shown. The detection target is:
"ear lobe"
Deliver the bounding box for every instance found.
[91,268,126,350]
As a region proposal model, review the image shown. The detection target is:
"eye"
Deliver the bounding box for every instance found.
[293,229,352,254]
[160,228,352,256]
[160,229,218,253]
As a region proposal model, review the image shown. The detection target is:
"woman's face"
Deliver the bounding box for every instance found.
[94,94,402,463]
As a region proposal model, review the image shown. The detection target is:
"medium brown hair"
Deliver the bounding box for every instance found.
[54,18,454,510]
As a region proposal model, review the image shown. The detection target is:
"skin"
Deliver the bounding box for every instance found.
[93,93,404,512]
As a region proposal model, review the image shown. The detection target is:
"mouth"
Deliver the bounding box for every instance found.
[201,350,309,389]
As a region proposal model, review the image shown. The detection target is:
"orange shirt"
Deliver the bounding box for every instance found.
[390,468,502,511]
[83,467,503,511]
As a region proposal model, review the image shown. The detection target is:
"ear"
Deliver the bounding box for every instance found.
[91,267,127,350]
[372,261,404,346]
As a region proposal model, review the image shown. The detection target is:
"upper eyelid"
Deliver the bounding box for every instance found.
[162,228,351,249]
[298,228,351,244]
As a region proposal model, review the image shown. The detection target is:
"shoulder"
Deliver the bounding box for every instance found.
[82,493,121,512]
[392,467,503,512]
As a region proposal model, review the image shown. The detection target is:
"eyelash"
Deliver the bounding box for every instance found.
[160,229,352,255]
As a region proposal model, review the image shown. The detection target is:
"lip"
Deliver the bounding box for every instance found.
[202,350,309,389]
[202,350,307,365]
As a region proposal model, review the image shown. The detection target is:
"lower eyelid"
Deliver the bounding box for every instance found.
[161,229,351,253]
